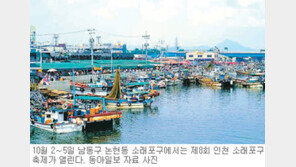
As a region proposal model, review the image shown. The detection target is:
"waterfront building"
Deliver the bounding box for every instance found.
[161,51,186,59]
[219,51,265,62]
[30,49,52,63]
[186,51,222,61]
[133,54,146,60]
[42,44,67,52]
[69,43,133,60]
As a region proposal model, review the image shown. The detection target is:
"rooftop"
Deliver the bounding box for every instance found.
[30,60,159,70]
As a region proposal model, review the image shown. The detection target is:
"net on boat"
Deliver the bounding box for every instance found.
[106,69,122,100]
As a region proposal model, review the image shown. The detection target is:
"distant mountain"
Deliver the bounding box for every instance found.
[182,45,211,51]
[182,39,255,52]
[128,39,255,52]
[216,39,254,52]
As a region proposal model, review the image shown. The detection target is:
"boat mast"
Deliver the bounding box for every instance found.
[110,45,113,75]
[72,69,76,106]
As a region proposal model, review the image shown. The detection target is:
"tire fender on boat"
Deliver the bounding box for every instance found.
[116,102,121,107]
[91,88,96,94]
[128,102,132,106]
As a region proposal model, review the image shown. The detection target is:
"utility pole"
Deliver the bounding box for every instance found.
[53,34,59,52]
[175,37,179,51]
[88,29,95,65]
[110,46,113,74]
[72,69,76,106]
[88,28,95,82]
[142,31,150,64]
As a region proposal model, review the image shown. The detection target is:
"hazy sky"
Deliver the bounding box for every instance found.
[30,0,265,49]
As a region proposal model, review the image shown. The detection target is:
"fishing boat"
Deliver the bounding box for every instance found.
[236,70,250,75]
[188,76,196,83]
[107,98,153,109]
[148,89,160,97]
[220,79,235,88]
[171,77,182,86]
[72,96,122,131]
[104,69,153,109]
[158,80,166,88]
[235,78,263,89]
[250,72,265,76]
[30,70,122,133]
[30,101,122,133]
[30,109,84,133]
[199,77,222,87]
[218,75,235,88]
[124,81,150,88]
[241,82,263,88]
[70,78,108,96]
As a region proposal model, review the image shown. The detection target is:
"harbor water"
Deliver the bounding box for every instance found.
[30,84,265,144]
